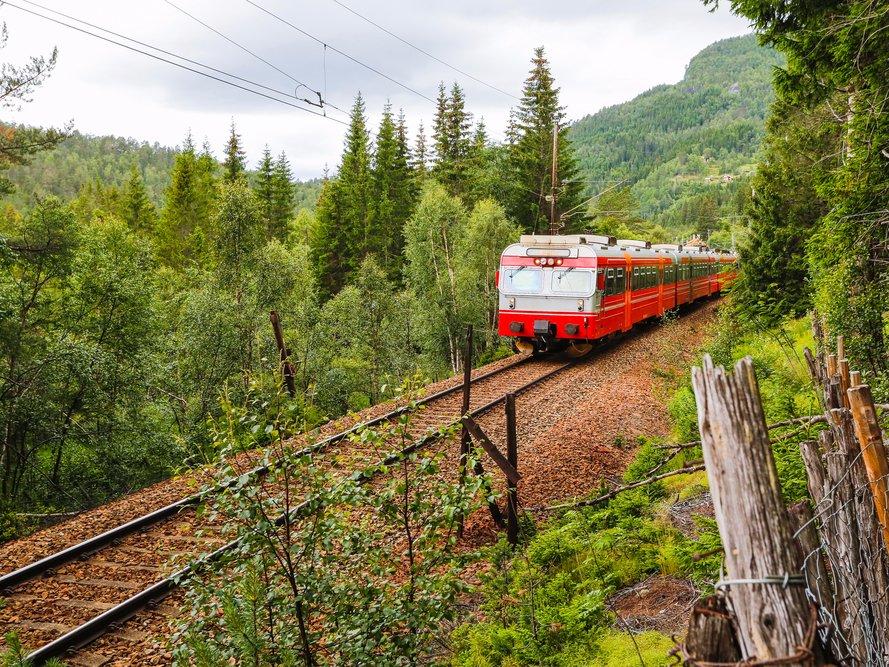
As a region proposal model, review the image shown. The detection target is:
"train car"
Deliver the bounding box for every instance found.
[496,234,737,355]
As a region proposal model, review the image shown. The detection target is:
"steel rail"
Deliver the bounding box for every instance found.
[23,356,578,665]
[0,354,535,591]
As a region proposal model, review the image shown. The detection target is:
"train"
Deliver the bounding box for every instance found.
[496,234,737,355]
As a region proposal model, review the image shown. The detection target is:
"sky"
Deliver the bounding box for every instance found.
[0,0,752,179]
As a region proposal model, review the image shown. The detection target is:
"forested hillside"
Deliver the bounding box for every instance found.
[570,34,782,242]
[2,129,322,211]
[0,43,578,538]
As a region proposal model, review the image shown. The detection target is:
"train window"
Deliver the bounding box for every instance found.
[552,269,593,294]
[605,268,615,295]
[616,268,625,294]
[503,267,543,293]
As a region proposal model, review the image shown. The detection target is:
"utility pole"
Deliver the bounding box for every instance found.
[549,123,559,235]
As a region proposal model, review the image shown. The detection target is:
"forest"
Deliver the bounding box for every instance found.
[1,1,887,660]
[0,43,587,536]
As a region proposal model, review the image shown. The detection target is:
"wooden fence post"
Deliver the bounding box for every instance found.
[505,393,518,547]
[692,355,825,662]
[847,384,889,547]
[457,325,473,538]
[270,311,296,398]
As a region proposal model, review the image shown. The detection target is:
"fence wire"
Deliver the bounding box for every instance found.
[795,450,889,666]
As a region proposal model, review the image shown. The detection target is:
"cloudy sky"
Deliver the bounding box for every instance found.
[1,0,751,179]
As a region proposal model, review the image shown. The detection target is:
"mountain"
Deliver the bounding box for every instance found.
[569,34,783,228]
[1,129,322,211]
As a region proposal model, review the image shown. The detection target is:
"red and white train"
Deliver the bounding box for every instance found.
[496,234,737,355]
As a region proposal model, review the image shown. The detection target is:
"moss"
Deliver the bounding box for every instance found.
[590,630,676,666]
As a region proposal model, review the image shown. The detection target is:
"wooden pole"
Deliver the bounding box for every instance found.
[692,355,825,662]
[270,311,296,398]
[457,325,473,538]
[505,393,518,547]
[549,123,559,235]
[847,384,889,547]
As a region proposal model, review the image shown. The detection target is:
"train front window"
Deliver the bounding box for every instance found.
[503,266,543,293]
[551,268,593,294]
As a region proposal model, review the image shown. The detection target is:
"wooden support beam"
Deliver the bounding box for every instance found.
[692,355,826,662]
[505,393,519,547]
[462,416,521,485]
[457,325,473,538]
[471,458,505,528]
[269,311,296,398]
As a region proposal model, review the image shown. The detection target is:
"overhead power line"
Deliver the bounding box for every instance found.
[241,0,435,103]
[1,0,347,124]
[328,0,519,101]
[162,0,348,116]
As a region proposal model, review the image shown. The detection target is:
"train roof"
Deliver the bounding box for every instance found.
[505,234,736,262]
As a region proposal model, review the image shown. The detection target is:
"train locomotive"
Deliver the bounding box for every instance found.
[497,234,737,355]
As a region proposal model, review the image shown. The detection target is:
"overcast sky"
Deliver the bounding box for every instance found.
[1,0,751,179]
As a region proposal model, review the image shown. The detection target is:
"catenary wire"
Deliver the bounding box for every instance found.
[162,0,348,116]
[328,0,518,100]
[0,0,348,124]
[241,0,435,103]
[7,0,342,116]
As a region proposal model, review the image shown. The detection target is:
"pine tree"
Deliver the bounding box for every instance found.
[222,120,247,183]
[506,47,583,234]
[311,94,371,298]
[120,164,157,234]
[269,152,295,241]
[255,145,275,233]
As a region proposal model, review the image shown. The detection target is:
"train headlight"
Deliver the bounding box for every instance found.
[508,297,516,309]
[577,299,584,311]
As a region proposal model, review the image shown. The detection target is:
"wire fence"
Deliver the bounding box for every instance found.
[677,318,889,666]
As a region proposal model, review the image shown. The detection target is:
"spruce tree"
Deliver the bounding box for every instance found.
[431,83,473,197]
[269,152,295,241]
[506,47,582,234]
[311,93,371,298]
[369,104,416,280]
[394,109,417,220]
[412,120,428,178]
[222,120,247,183]
[255,146,275,233]
[156,134,205,267]
[120,164,157,234]
[431,83,449,172]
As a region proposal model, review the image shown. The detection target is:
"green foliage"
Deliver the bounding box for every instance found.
[450,464,699,666]
[404,181,467,374]
[0,632,65,667]
[457,199,522,350]
[154,135,217,268]
[0,198,178,516]
[172,391,485,664]
[120,164,157,234]
[716,0,889,381]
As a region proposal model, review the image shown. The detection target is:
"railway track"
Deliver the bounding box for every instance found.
[0,352,579,665]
